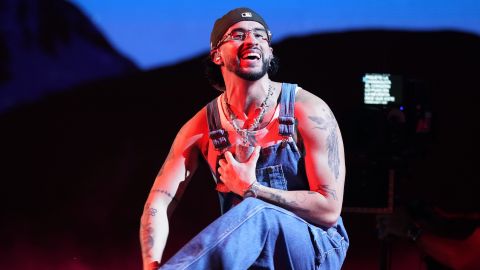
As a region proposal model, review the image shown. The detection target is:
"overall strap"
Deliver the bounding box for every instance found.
[206,97,231,151]
[278,83,297,137]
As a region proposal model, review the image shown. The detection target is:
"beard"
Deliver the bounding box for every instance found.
[226,53,271,81]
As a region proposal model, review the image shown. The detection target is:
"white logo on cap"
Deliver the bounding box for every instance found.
[241,12,252,18]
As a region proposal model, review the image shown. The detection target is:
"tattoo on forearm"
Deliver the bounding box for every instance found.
[143,203,158,216]
[312,185,338,200]
[151,189,173,198]
[150,189,179,203]
[308,110,340,180]
[269,191,299,207]
[140,219,154,259]
[149,207,158,216]
[140,204,157,258]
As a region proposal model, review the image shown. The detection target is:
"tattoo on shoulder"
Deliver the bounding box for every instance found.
[308,116,329,130]
[312,185,338,200]
[308,110,340,180]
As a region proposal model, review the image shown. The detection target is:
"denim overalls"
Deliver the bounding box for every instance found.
[160,83,349,270]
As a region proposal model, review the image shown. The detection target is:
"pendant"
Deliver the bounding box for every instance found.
[235,143,255,162]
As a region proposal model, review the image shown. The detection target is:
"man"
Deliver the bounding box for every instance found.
[140,7,349,270]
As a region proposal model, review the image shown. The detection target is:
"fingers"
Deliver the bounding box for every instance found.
[224,151,237,164]
[217,165,229,191]
[218,159,227,168]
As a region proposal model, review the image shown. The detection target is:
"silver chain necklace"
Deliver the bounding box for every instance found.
[223,83,274,147]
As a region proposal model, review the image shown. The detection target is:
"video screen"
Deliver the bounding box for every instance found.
[363,73,403,105]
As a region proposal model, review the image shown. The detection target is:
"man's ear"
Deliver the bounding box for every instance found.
[211,50,223,65]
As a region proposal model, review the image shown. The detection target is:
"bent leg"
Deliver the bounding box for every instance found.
[160,198,347,270]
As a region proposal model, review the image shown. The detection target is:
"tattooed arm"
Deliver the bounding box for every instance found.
[255,88,345,227]
[140,110,207,269]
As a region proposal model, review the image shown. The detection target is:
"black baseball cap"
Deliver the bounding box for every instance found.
[210,7,271,50]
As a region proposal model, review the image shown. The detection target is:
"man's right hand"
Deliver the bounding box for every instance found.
[217,146,261,196]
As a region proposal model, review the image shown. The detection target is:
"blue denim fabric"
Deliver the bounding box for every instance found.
[160,198,349,270]
[212,83,311,214]
[161,83,349,269]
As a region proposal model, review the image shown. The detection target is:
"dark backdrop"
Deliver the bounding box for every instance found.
[1,2,479,269]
